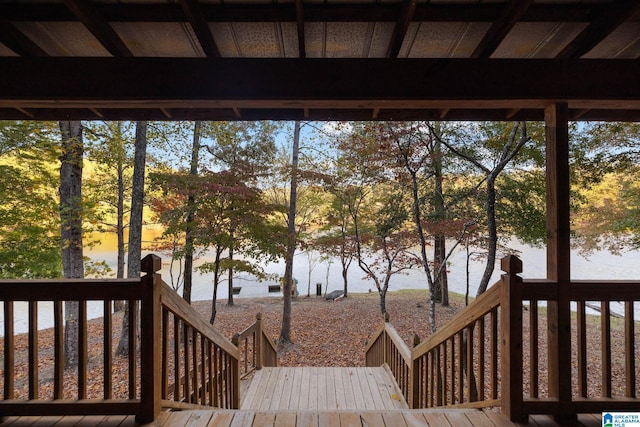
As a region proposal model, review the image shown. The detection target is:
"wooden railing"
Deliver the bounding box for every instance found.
[364,314,413,401]
[521,278,640,417]
[367,254,640,421]
[1,254,240,423]
[232,313,278,379]
[159,272,240,412]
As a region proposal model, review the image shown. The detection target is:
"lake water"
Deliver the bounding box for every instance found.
[2,238,640,335]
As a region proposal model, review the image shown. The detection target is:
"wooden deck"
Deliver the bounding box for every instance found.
[0,410,603,426]
[241,367,408,411]
[0,367,604,426]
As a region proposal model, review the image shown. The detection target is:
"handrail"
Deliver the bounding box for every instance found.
[0,255,161,423]
[370,254,640,421]
[0,254,241,423]
[232,313,278,379]
[365,316,413,403]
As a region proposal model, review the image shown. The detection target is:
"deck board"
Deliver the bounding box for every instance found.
[0,411,604,426]
[241,367,408,411]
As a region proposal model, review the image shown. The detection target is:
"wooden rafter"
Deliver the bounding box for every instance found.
[295,0,305,58]
[0,21,48,56]
[556,0,640,59]
[471,0,534,59]
[386,0,417,58]
[62,0,132,57]
[179,0,220,58]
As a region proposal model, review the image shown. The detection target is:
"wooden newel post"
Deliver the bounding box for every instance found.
[410,335,421,409]
[138,254,162,423]
[500,255,525,422]
[256,313,263,371]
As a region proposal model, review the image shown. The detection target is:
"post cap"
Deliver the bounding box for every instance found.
[500,255,522,274]
[141,254,162,273]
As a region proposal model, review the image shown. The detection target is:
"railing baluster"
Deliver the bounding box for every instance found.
[200,334,206,405]
[191,328,198,404]
[207,340,214,406]
[4,301,15,399]
[491,307,498,400]
[79,300,87,399]
[478,316,485,402]
[577,300,587,398]
[104,300,113,400]
[529,300,539,399]
[450,337,455,405]
[128,300,137,400]
[467,325,474,403]
[184,323,191,403]
[161,307,169,400]
[457,331,463,404]
[442,340,448,405]
[601,301,611,398]
[625,301,636,398]
[174,317,181,402]
[54,300,64,399]
[28,301,38,399]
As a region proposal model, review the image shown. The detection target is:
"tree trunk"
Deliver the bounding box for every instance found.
[114,147,126,312]
[279,121,300,344]
[210,246,222,324]
[433,135,449,306]
[184,121,201,303]
[227,237,234,306]
[477,178,497,296]
[116,121,147,356]
[59,121,85,369]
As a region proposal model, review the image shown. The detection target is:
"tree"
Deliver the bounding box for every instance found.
[116,121,148,356]
[84,121,135,286]
[279,120,300,344]
[59,120,84,368]
[352,190,418,316]
[434,122,532,296]
[183,121,202,303]
[200,121,279,306]
[151,169,284,323]
[0,121,61,278]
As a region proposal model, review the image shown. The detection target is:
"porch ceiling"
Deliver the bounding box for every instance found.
[1,0,639,122]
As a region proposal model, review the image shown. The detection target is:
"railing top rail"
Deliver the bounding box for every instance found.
[235,314,259,343]
[413,281,502,358]
[364,321,387,354]
[570,281,640,301]
[159,281,239,358]
[0,280,144,301]
[384,322,412,366]
[521,279,640,301]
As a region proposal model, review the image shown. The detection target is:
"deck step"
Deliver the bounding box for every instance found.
[241,367,408,411]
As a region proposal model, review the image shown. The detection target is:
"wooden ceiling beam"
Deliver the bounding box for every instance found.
[386,0,417,58]
[4,3,632,24]
[471,0,534,59]
[1,58,638,108]
[0,21,48,56]
[179,0,220,58]
[62,0,132,57]
[556,0,640,59]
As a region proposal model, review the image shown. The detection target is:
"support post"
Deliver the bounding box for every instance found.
[138,254,162,424]
[256,313,263,371]
[410,334,421,409]
[500,255,524,421]
[545,103,573,420]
